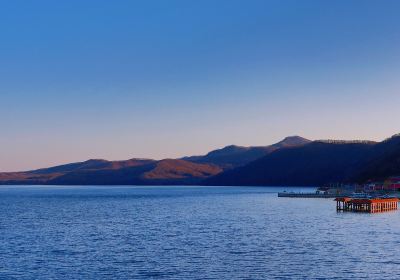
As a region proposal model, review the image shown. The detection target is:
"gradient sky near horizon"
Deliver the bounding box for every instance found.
[1,0,400,171]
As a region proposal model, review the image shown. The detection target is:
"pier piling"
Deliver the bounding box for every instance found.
[335,197,399,213]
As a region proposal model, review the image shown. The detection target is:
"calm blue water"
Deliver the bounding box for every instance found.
[1,186,400,279]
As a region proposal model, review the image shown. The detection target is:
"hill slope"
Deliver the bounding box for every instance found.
[184,136,311,169]
[350,135,400,182]
[0,158,222,185]
[205,140,379,186]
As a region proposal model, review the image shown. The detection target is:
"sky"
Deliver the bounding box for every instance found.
[1,0,400,171]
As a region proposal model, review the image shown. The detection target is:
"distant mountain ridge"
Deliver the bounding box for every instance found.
[0,136,309,185]
[0,158,222,185]
[206,134,400,186]
[2,134,400,186]
[183,136,311,169]
[46,159,222,185]
[205,141,375,186]
[30,158,155,174]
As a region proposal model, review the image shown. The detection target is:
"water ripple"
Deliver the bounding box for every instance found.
[1,186,400,279]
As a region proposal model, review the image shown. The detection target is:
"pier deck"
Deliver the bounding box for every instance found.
[335,197,399,213]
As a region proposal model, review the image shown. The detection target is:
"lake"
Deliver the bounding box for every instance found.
[1,185,400,279]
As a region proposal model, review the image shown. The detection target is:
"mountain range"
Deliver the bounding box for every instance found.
[1,134,400,186]
[183,136,311,169]
[0,136,308,185]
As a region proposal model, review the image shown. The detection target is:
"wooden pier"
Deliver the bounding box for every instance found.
[335,197,399,213]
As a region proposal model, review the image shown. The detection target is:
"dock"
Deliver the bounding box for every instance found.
[278,192,344,198]
[335,197,399,213]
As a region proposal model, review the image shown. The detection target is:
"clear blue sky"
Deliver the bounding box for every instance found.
[1,0,400,171]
